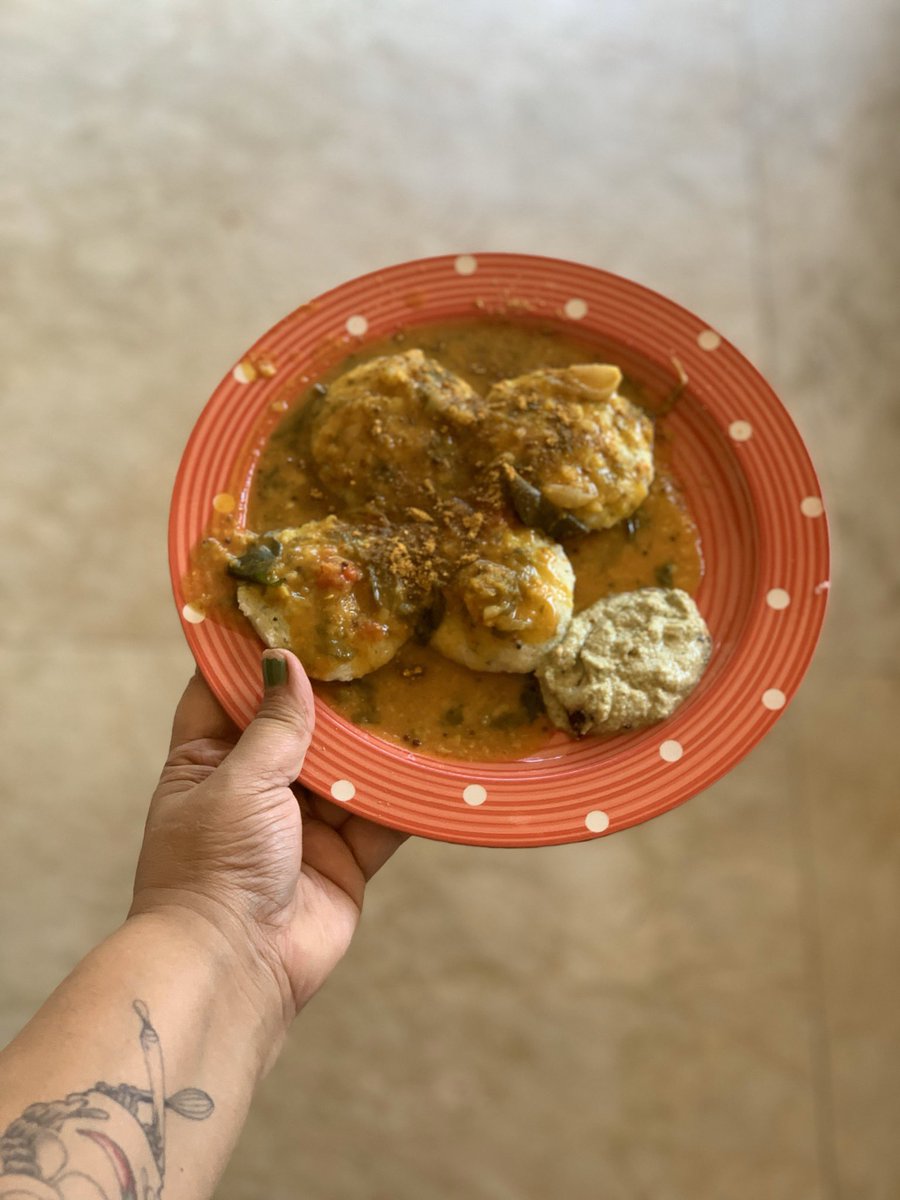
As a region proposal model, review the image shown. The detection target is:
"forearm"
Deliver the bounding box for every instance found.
[0,910,289,1200]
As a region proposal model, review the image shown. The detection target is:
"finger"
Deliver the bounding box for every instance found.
[224,650,315,787]
[305,790,354,831]
[341,817,409,881]
[169,671,241,753]
[292,785,339,832]
[300,790,409,868]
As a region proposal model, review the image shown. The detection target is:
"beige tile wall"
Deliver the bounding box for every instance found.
[2,2,897,1197]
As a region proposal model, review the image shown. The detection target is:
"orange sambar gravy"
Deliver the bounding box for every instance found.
[187,318,704,761]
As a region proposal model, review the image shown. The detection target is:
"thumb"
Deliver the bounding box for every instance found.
[224,650,315,786]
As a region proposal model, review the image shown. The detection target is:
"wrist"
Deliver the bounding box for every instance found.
[126,892,293,1078]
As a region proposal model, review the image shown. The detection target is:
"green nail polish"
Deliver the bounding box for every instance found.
[262,655,287,689]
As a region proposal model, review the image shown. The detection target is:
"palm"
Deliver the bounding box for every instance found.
[143,666,406,1014]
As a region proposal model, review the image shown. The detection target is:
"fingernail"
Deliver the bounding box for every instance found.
[262,654,288,690]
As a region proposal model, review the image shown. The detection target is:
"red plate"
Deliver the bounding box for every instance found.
[169,254,829,846]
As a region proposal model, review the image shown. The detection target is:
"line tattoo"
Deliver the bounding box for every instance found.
[0,1000,214,1199]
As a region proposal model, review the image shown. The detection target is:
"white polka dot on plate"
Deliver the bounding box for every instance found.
[585,810,610,833]
[729,420,753,442]
[463,784,487,807]
[697,329,721,351]
[181,604,205,625]
[345,314,368,337]
[564,298,588,320]
[801,496,824,518]
[454,254,478,275]
[762,688,786,710]
[766,588,791,610]
[659,739,683,763]
[330,779,356,802]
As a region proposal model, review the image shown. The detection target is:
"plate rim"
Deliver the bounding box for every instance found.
[169,252,830,847]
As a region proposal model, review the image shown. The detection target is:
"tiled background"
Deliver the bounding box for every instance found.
[2,2,898,1197]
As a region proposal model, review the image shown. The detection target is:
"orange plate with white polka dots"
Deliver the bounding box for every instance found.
[169,254,829,847]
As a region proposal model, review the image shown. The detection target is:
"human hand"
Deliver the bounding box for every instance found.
[130,651,406,1029]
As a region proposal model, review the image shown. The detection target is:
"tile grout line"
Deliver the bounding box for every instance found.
[737,10,779,382]
[792,784,843,1200]
[738,10,843,1200]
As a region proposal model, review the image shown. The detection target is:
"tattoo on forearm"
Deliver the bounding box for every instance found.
[0,1000,214,1199]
